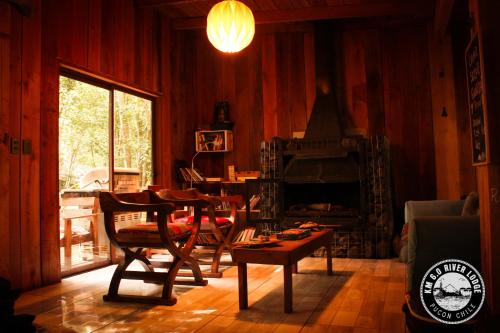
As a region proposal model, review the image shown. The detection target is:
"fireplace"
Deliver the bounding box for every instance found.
[280,137,367,229]
[252,79,392,258]
[255,135,392,258]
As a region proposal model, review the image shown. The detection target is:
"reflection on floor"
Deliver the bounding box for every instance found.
[17,258,406,333]
[60,242,109,275]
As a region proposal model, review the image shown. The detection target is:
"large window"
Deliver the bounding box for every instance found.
[58,74,153,275]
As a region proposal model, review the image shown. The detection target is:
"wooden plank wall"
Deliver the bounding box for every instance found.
[469,0,500,317]
[0,0,171,288]
[0,2,14,281]
[20,0,42,289]
[170,21,437,223]
[170,27,316,178]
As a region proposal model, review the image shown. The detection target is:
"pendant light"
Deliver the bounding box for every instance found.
[206,0,255,53]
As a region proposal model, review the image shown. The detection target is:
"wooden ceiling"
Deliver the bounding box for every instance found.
[135,0,435,29]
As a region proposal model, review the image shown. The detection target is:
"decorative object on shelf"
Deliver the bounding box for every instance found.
[206,0,255,53]
[228,165,236,182]
[195,130,233,152]
[212,101,234,130]
[235,170,259,181]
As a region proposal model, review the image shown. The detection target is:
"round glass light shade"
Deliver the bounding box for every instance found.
[206,0,255,53]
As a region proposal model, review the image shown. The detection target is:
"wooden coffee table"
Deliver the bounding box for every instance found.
[232,229,333,313]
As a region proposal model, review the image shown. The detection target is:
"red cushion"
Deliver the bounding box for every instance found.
[116,222,192,243]
[174,215,231,227]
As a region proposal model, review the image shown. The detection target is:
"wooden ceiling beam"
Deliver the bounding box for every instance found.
[135,0,208,8]
[172,2,433,30]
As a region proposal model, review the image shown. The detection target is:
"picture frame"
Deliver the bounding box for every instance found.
[465,33,490,165]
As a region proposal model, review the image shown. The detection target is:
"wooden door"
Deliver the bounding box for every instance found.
[0,1,41,289]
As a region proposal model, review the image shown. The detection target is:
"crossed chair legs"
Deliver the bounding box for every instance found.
[205,208,238,278]
[103,242,207,305]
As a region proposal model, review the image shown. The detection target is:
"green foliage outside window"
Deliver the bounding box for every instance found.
[59,76,152,191]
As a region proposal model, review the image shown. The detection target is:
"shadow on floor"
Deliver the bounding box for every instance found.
[234,270,354,323]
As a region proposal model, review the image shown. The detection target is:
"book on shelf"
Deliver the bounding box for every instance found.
[205,177,223,182]
[177,167,205,183]
[234,227,256,242]
[241,194,261,210]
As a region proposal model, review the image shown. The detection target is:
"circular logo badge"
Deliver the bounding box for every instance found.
[420,259,485,324]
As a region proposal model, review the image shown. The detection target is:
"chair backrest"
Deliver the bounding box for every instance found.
[99,191,175,242]
[159,188,203,200]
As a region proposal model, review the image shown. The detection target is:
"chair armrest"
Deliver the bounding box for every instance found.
[219,195,243,204]
[156,189,215,207]
[148,190,211,209]
[99,192,175,214]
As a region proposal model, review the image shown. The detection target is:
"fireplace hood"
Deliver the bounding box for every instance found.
[283,91,360,183]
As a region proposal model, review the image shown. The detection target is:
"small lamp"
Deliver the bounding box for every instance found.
[190,151,202,189]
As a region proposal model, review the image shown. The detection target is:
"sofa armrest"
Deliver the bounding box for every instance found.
[407,215,480,293]
[405,200,464,223]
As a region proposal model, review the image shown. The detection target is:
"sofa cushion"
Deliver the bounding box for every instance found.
[461,191,480,216]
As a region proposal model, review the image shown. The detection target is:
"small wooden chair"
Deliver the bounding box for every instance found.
[59,191,100,261]
[99,190,208,305]
[157,188,242,278]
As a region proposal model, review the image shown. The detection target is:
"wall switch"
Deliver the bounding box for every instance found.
[10,138,20,154]
[22,139,32,155]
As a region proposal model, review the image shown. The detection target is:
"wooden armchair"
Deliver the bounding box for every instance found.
[98,190,208,305]
[157,188,242,278]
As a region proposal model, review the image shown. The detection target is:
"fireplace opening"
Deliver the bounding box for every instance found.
[283,182,364,228]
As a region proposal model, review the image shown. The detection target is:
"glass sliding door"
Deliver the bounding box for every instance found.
[113,90,153,192]
[59,76,111,274]
[58,75,154,275]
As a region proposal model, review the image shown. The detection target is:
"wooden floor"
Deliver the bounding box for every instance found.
[16,257,407,333]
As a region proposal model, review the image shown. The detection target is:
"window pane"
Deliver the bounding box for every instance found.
[113,90,153,191]
[59,77,110,190]
[59,76,111,275]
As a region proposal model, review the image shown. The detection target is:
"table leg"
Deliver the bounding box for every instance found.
[284,264,293,313]
[238,263,248,310]
[292,262,298,274]
[64,219,72,259]
[326,243,333,276]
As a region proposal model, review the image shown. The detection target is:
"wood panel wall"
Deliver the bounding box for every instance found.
[469,0,500,317]
[380,24,436,220]
[170,21,437,226]
[0,0,172,288]
[0,2,14,282]
[170,26,316,177]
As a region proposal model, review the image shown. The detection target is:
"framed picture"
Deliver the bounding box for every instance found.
[465,33,489,165]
